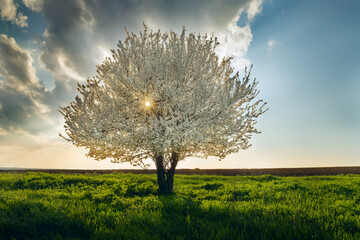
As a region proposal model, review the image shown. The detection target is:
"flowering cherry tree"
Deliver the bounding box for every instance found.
[60,25,267,193]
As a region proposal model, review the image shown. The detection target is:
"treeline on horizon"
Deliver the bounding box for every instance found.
[1,166,360,176]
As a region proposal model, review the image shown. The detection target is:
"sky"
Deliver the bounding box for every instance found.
[0,0,359,169]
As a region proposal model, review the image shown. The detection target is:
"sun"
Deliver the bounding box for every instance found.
[145,101,151,107]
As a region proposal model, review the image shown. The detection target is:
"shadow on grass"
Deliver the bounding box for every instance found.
[245,174,280,182]
[0,193,356,240]
[0,201,91,240]
[151,195,334,240]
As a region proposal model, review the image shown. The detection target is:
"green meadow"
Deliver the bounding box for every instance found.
[0,172,359,240]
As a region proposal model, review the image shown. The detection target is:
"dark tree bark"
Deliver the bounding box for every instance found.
[155,152,179,194]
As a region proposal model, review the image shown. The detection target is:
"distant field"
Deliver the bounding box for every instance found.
[1,172,360,239]
[2,166,360,175]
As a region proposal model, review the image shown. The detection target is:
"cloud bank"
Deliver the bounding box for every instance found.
[35,0,263,79]
[0,34,45,136]
[0,0,28,27]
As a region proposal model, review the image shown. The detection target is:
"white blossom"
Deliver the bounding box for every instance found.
[59,25,267,170]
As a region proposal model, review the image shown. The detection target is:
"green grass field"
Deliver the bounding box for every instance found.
[0,172,359,240]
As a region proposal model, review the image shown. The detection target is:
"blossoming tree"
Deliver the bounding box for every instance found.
[60,25,267,193]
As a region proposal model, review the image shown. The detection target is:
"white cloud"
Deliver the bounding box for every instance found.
[0,126,7,136]
[0,34,54,136]
[267,39,278,53]
[14,11,28,27]
[246,0,263,21]
[0,0,28,27]
[22,0,43,12]
[0,0,16,20]
[0,34,39,91]
[216,16,253,69]
[58,55,83,81]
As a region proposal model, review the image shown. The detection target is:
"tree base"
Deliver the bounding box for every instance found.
[155,153,178,194]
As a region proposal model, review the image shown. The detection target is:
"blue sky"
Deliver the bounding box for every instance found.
[0,0,359,169]
[245,0,360,168]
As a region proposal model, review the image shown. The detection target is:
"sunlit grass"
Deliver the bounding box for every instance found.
[0,172,359,239]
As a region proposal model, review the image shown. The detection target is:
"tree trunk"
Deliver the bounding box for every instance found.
[155,152,178,194]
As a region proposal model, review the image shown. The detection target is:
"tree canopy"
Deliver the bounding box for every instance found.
[60,25,267,192]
